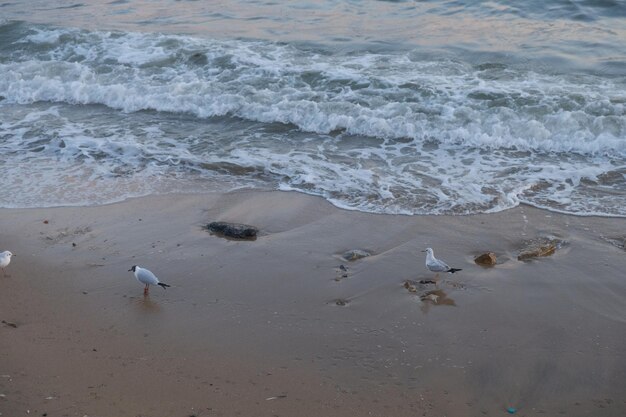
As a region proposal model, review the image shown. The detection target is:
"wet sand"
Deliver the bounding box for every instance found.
[1,190,625,417]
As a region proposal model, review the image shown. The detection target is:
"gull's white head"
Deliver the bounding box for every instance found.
[0,251,13,271]
[421,248,434,255]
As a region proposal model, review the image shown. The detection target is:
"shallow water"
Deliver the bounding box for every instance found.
[1,1,625,215]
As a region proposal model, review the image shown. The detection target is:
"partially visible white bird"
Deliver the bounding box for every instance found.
[422,248,462,276]
[0,251,14,277]
[128,265,171,295]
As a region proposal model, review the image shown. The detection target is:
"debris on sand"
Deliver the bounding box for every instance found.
[266,395,287,401]
[419,289,456,306]
[404,280,456,309]
[403,281,418,292]
[601,236,625,251]
[334,264,349,281]
[517,237,564,261]
[42,226,92,244]
[1,320,17,328]
[404,279,439,291]
[421,292,440,303]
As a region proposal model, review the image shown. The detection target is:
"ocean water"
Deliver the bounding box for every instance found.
[1,0,625,215]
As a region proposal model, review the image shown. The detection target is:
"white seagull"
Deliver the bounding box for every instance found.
[128,265,171,295]
[422,248,462,277]
[0,251,14,277]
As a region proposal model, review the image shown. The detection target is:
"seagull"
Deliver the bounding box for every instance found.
[128,265,171,296]
[422,248,462,277]
[0,251,14,277]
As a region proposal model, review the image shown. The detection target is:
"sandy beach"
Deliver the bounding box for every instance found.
[1,190,625,417]
[2,1,626,416]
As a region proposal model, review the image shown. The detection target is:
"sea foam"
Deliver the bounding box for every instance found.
[1,25,625,216]
[1,26,624,156]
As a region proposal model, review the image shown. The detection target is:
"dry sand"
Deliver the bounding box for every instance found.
[1,190,625,417]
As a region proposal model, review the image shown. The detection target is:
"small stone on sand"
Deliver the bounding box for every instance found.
[342,249,370,261]
[474,252,497,266]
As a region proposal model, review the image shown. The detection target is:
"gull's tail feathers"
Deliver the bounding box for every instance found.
[158,283,171,289]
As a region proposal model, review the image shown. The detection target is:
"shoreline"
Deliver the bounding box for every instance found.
[3,188,626,220]
[1,190,625,416]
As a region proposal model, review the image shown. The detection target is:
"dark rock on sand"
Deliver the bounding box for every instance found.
[517,237,563,261]
[342,249,371,261]
[334,298,350,306]
[207,221,258,240]
[475,252,497,266]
